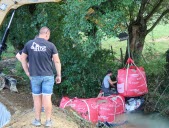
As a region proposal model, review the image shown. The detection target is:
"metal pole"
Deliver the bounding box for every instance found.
[120,48,124,67]
[0,10,16,54]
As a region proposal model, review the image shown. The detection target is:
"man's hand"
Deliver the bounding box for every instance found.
[26,71,30,78]
[21,53,30,78]
[113,81,117,84]
[55,76,61,84]
[53,54,61,84]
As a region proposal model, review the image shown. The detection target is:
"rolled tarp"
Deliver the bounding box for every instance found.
[0,102,11,128]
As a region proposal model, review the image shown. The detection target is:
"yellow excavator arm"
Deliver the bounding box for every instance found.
[0,0,61,27]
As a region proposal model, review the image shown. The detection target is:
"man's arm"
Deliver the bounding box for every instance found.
[21,53,30,77]
[16,52,22,62]
[108,79,117,87]
[53,53,61,84]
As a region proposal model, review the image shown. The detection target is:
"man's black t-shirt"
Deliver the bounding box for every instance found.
[18,49,29,62]
[22,38,58,76]
[18,50,22,55]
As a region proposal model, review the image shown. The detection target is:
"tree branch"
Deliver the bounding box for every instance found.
[128,6,132,21]
[145,0,164,22]
[147,9,169,34]
[137,0,148,19]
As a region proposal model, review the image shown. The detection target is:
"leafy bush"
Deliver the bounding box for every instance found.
[55,45,119,98]
[139,53,169,115]
[15,61,30,87]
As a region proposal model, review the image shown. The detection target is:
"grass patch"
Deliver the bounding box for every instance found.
[101,38,127,59]
[102,24,169,59]
[1,42,15,59]
[144,40,169,55]
[146,24,169,40]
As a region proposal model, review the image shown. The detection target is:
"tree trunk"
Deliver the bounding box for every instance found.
[125,21,147,63]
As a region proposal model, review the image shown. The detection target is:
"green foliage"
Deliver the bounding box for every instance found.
[62,0,111,55]
[142,58,166,76]
[63,0,106,38]
[15,61,30,84]
[8,3,65,50]
[138,48,169,115]
[9,5,36,50]
[56,44,118,98]
[1,42,15,59]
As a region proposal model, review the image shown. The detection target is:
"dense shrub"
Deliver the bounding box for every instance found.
[55,44,120,98]
[139,53,169,115]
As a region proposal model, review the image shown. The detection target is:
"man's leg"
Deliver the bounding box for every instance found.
[33,94,42,120]
[42,76,54,122]
[31,76,43,124]
[102,88,111,96]
[42,94,52,120]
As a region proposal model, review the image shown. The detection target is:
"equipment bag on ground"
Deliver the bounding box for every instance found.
[59,97,99,123]
[59,95,125,123]
[97,95,125,123]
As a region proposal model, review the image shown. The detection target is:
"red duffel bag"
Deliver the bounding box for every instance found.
[97,95,125,123]
[59,97,99,123]
[59,96,70,108]
[97,97,116,123]
[107,95,125,114]
[117,58,148,97]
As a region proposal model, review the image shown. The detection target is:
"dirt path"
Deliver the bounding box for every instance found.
[0,89,91,128]
[0,88,140,128]
[0,88,78,128]
[0,89,33,115]
[4,108,79,128]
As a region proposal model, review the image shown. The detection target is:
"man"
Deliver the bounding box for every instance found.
[101,70,117,96]
[16,45,45,112]
[21,26,61,127]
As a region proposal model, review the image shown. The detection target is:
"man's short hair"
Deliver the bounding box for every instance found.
[39,26,50,35]
[107,70,112,74]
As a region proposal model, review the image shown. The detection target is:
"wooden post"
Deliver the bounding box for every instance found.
[120,48,124,67]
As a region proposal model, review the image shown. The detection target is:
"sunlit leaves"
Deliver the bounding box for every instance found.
[63,0,106,43]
